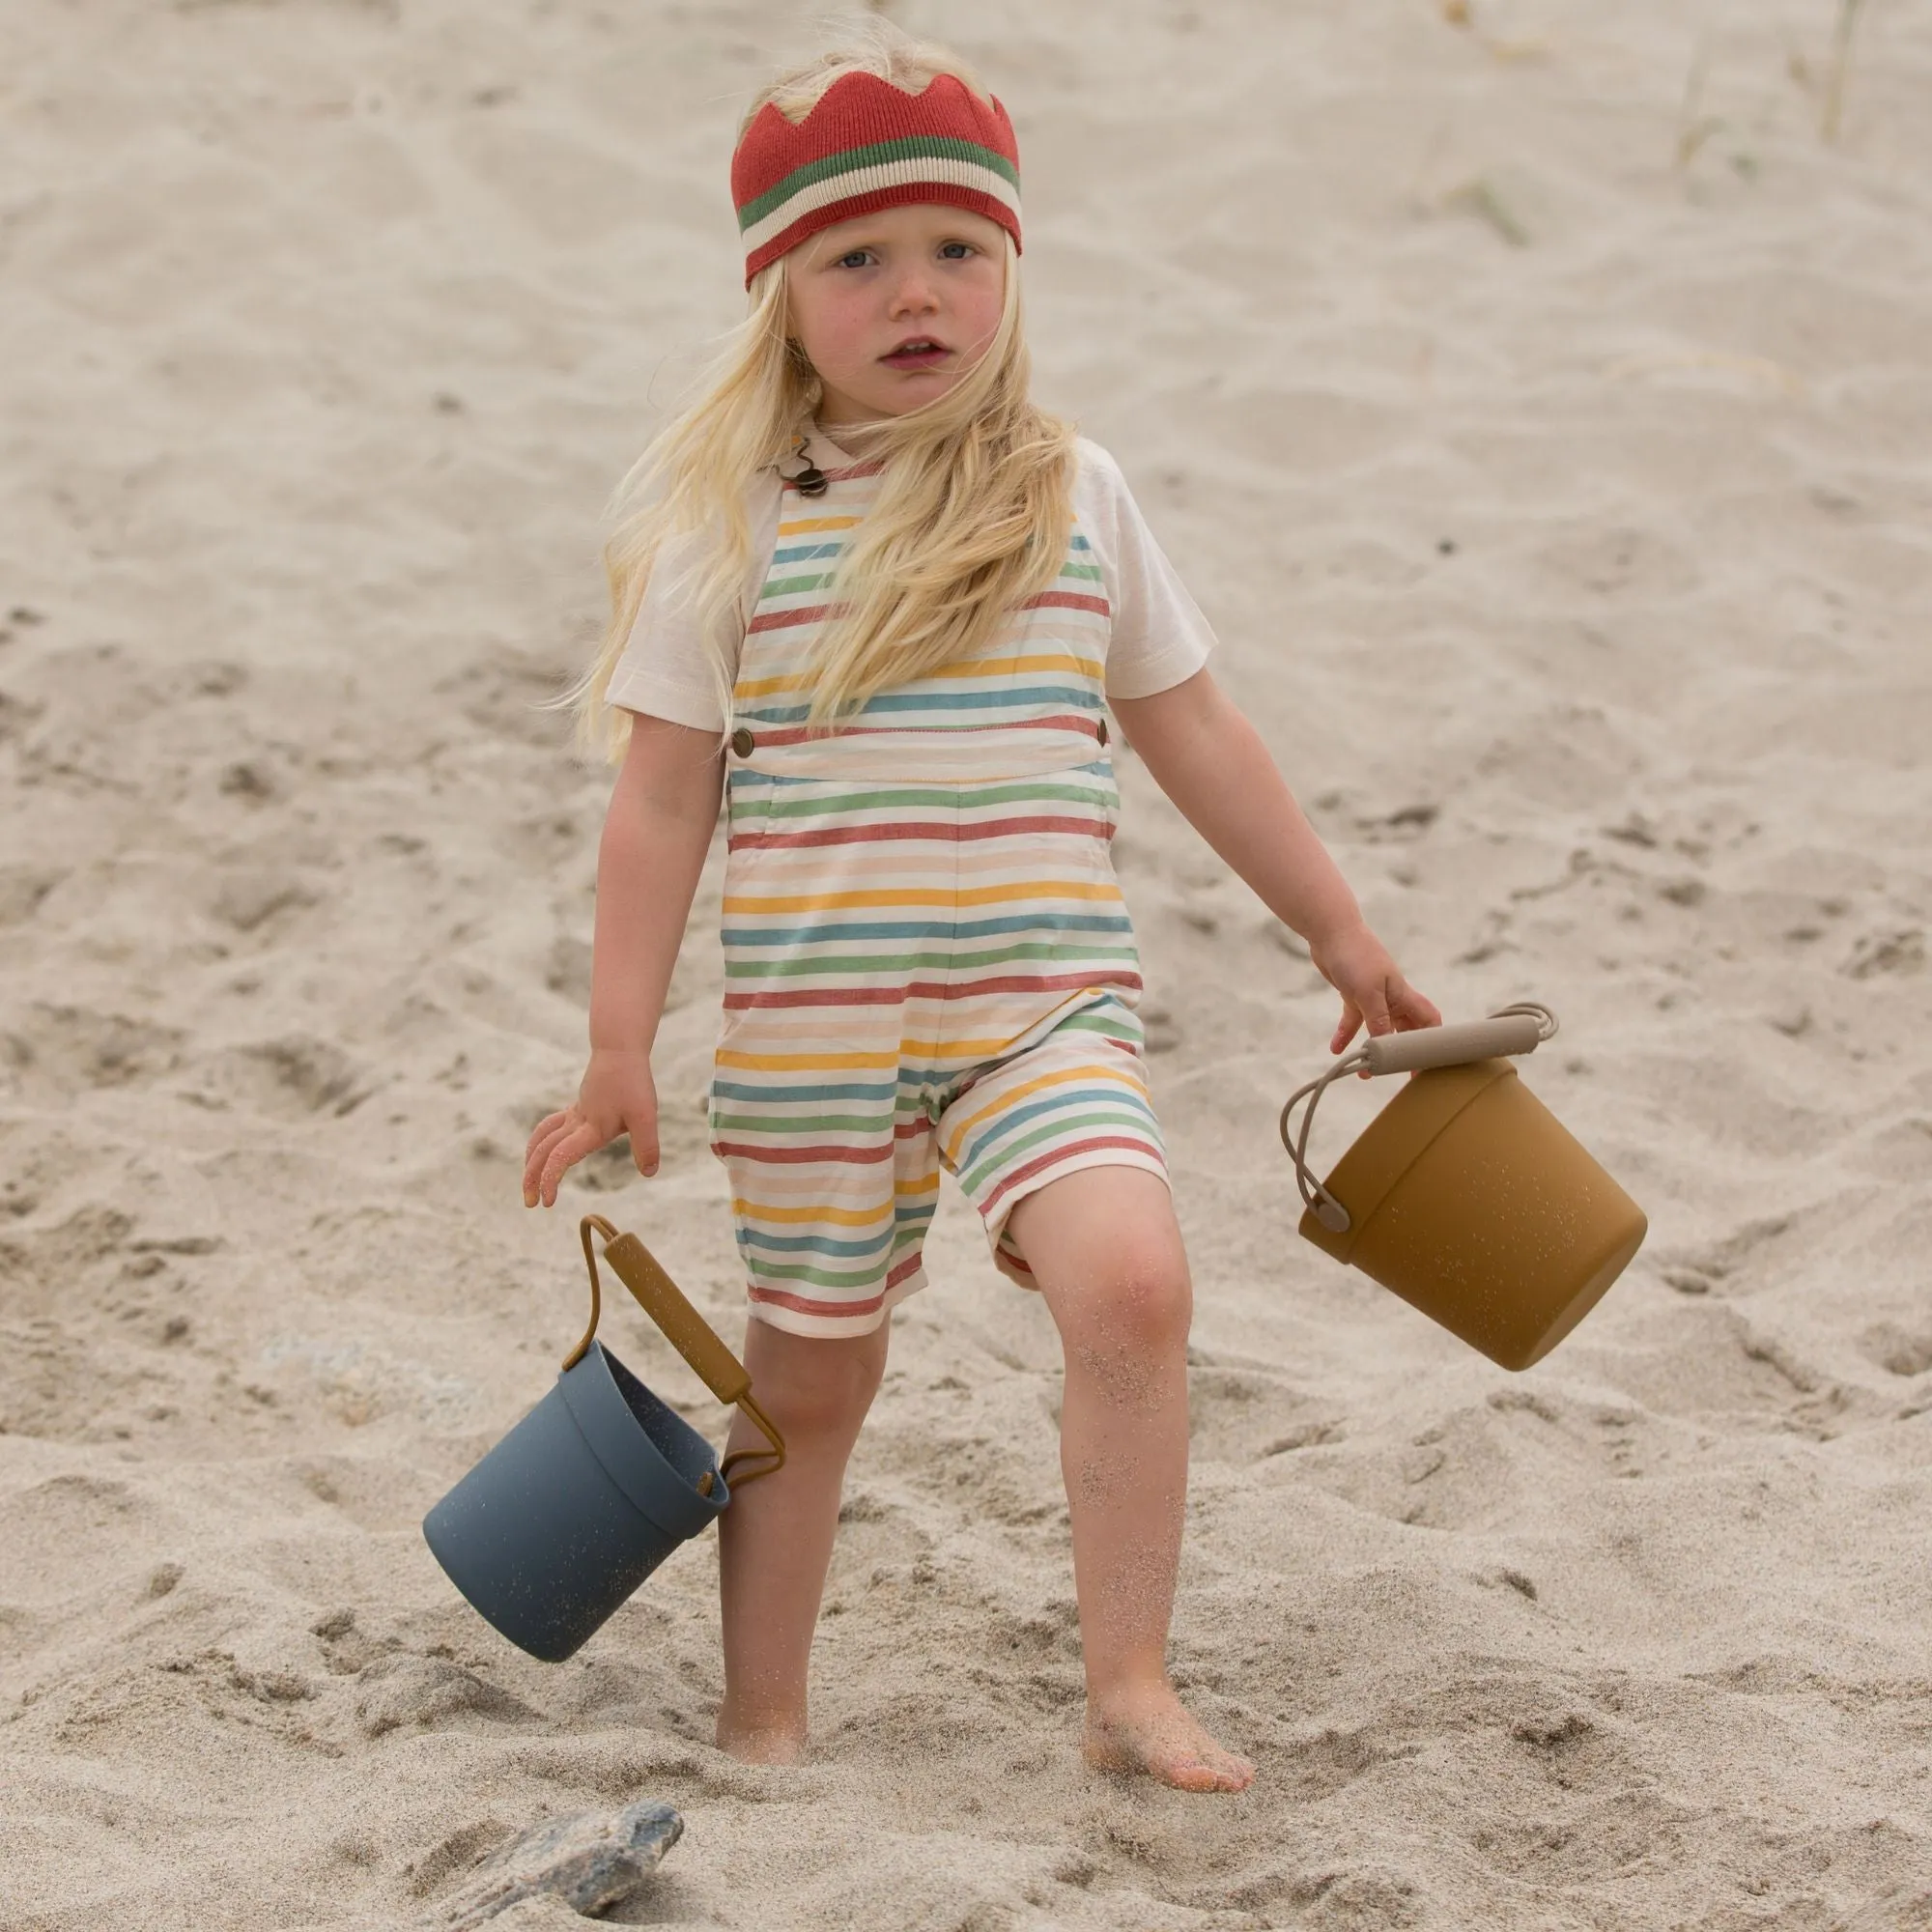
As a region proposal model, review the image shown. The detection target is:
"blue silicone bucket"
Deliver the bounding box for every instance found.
[423,1216,784,1662]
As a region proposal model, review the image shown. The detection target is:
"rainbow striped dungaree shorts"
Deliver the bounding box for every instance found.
[713,454,1166,1337]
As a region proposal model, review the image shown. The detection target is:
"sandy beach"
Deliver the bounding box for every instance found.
[3,0,1929,1925]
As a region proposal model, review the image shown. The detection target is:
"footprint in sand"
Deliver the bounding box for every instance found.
[1657,1211,1794,1297]
[5,1005,185,1096]
[354,1654,540,1739]
[1861,1322,1932,1379]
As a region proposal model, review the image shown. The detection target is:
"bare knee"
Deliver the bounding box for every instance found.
[1086,1251,1192,1352]
[1009,1171,1194,1397]
[1059,1248,1193,1406]
[741,1319,888,1445]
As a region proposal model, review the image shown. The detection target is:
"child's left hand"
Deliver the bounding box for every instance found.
[1308,918,1442,1056]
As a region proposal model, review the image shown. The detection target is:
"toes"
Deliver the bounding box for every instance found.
[1171,1750,1254,1794]
[1083,1696,1255,1795]
[1165,1755,1224,1793]
[1086,1735,1256,1794]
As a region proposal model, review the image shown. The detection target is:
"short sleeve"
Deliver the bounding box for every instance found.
[1074,440,1217,702]
[604,476,781,731]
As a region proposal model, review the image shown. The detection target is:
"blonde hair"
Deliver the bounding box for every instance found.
[572,21,1077,757]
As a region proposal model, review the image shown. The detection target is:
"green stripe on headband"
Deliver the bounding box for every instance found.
[737,133,1020,231]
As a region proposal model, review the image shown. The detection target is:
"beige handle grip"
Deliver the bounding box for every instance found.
[596,1230,751,1406]
[1361,1010,1546,1075]
[1281,1004,1558,1235]
[565,1215,784,1490]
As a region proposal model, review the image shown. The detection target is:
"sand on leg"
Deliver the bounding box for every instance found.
[715,1317,890,1762]
[1006,1166,1254,1793]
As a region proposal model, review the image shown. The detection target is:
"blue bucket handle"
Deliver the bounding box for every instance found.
[567,1215,786,1493]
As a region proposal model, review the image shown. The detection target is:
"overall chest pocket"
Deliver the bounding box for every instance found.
[722,769,781,889]
[1058,759,1122,874]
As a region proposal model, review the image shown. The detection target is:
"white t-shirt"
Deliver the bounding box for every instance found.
[605,432,1215,731]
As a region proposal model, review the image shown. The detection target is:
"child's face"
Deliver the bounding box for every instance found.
[785,203,1008,428]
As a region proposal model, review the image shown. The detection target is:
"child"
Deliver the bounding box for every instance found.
[523,27,1438,1795]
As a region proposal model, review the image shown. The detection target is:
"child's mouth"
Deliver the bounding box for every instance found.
[880,339,950,369]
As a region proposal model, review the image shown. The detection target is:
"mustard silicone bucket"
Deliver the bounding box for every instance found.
[1280,1004,1646,1371]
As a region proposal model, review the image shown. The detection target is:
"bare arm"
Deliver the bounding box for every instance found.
[586,715,724,1055]
[524,713,724,1208]
[1110,668,1439,1052]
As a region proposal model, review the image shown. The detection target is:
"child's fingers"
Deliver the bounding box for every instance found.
[537,1122,602,1208]
[522,1111,577,1206]
[1330,1002,1363,1056]
[1339,977,1398,1071]
[630,1122,662,1179]
[1358,979,1396,1037]
[524,1108,578,1171]
[1393,982,1443,1030]
[1343,976,1395,1060]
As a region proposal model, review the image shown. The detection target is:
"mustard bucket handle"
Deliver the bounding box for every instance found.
[564,1214,786,1492]
[1280,1003,1558,1235]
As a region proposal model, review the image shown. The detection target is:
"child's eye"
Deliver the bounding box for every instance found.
[938,241,976,261]
[835,249,873,270]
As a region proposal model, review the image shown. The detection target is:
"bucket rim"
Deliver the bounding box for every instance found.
[1298,1058,1519,1264]
[559,1341,728,1540]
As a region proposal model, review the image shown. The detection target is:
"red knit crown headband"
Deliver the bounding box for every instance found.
[730,71,1022,287]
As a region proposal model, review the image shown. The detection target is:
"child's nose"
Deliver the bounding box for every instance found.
[887,272,940,317]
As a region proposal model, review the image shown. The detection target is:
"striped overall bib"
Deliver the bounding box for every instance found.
[712,451,1167,1337]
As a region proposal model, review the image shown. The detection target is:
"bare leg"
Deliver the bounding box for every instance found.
[715,1316,889,1762]
[1006,1167,1254,1794]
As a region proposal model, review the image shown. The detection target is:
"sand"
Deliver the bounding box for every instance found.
[3,0,1929,1925]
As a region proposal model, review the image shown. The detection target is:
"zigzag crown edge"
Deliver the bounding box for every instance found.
[732,71,1016,203]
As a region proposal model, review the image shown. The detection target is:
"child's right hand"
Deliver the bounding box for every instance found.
[521,1046,662,1208]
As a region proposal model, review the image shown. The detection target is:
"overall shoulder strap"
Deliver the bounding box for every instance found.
[738,470,785,629]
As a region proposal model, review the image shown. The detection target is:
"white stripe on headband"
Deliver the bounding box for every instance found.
[740,156,1021,260]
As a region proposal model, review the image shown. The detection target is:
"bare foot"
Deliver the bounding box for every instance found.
[1084,1683,1255,1793]
[715,1711,808,1766]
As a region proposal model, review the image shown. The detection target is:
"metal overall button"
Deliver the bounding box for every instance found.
[729,726,755,758]
[1094,716,1110,748]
